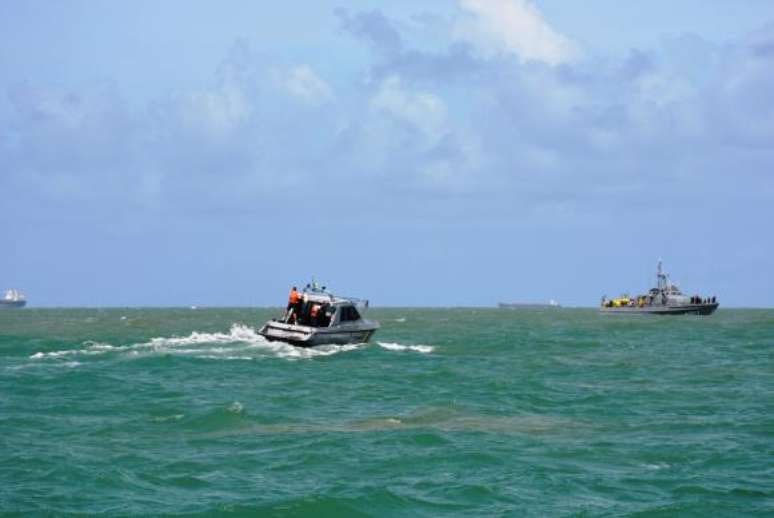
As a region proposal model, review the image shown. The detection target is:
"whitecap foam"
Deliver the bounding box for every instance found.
[152,414,184,423]
[199,355,254,361]
[83,341,117,351]
[643,463,671,470]
[7,360,82,371]
[30,349,81,359]
[377,342,434,353]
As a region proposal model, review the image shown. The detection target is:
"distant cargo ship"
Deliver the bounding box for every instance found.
[1,289,26,308]
[600,261,717,315]
[498,300,561,309]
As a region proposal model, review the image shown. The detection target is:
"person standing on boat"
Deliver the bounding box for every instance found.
[321,303,332,327]
[299,291,310,325]
[286,287,301,320]
[310,303,321,327]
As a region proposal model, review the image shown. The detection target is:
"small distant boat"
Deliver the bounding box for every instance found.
[1,289,26,308]
[600,261,718,315]
[259,282,379,347]
[498,300,561,309]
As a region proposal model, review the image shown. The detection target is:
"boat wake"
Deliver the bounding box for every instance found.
[28,324,365,362]
[27,325,436,365]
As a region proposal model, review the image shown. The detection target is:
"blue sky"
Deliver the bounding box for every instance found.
[2,1,773,307]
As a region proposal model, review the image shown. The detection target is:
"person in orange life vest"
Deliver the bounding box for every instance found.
[286,287,301,321]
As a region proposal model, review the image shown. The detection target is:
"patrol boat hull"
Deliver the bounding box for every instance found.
[0,300,26,308]
[600,303,718,316]
[258,321,378,347]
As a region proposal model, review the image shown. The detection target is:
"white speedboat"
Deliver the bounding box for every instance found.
[259,283,379,347]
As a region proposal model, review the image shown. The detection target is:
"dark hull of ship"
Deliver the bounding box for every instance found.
[0,300,26,308]
[259,321,378,347]
[600,303,718,315]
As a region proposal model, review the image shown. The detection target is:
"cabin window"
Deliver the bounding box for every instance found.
[339,306,361,322]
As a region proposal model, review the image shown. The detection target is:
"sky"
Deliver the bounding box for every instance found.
[1,0,773,307]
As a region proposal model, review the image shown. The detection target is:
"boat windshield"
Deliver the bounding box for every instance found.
[339,305,361,322]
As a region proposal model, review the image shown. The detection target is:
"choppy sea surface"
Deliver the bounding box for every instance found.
[1,307,772,515]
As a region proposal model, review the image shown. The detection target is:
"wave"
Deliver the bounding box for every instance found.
[7,360,82,371]
[28,324,372,362]
[377,342,434,353]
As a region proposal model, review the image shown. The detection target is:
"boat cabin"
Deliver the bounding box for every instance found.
[284,284,368,329]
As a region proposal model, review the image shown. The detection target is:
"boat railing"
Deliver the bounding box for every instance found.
[339,297,369,310]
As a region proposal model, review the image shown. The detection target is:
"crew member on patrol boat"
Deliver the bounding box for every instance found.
[286,286,301,320]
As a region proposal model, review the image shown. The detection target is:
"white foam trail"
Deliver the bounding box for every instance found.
[29,324,367,361]
[377,342,434,353]
[143,324,262,348]
[30,340,126,359]
[7,360,81,371]
[258,341,365,360]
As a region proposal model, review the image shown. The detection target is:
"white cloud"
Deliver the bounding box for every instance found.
[173,83,251,138]
[274,65,333,104]
[456,0,579,65]
[370,76,447,140]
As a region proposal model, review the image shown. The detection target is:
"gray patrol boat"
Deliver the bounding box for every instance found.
[259,282,379,347]
[1,289,26,308]
[600,261,718,315]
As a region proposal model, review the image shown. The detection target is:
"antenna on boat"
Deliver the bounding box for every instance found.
[656,259,666,291]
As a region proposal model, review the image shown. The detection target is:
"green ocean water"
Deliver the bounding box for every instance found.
[1,307,773,516]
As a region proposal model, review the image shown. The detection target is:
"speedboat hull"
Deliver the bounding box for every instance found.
[258,321,379,347]
[600,303,718,315]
